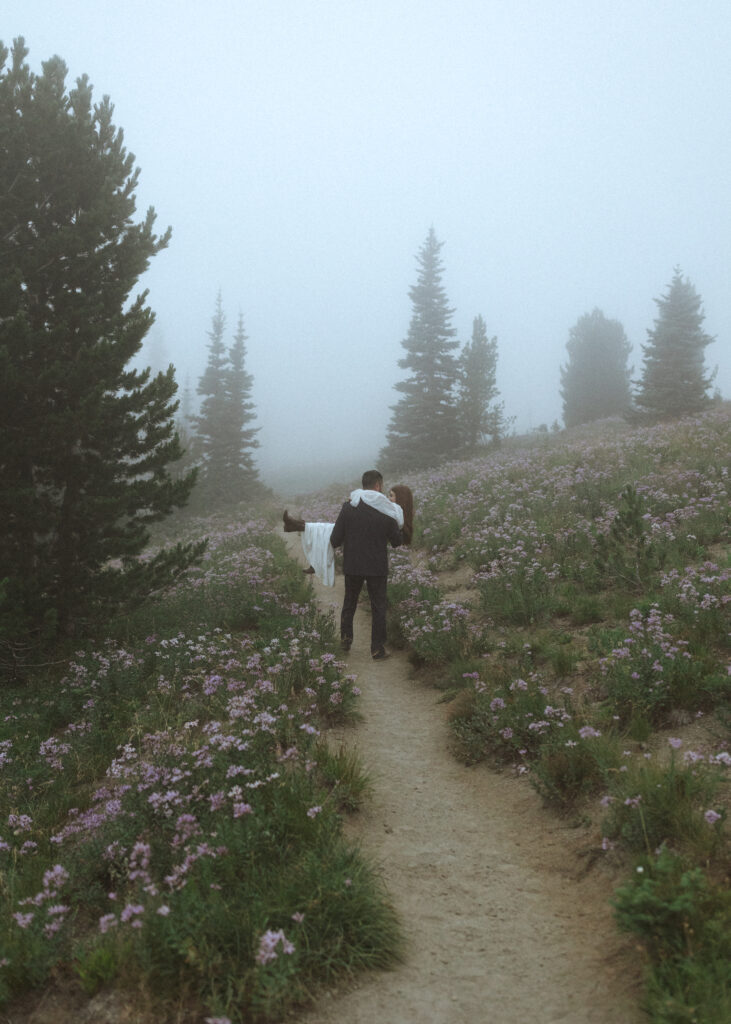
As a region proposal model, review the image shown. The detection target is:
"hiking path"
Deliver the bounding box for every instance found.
[287,533,644,1024]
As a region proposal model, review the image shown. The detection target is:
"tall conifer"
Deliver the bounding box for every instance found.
[560,309,632,428]
[636,269,715,417]
[193,300,261,504]
[381,229,460,469]
[221,313,261,501]
[194,293,229,501]
[457,315,505,447]
[0,39,201,639]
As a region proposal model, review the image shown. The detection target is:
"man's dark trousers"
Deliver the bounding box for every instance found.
[341,574,387,654]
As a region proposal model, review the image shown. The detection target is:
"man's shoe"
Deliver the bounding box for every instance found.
[371,649,389,661]
[341,638,352,652]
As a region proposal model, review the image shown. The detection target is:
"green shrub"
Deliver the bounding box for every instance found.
[612,848,731,1023]
[530,728,623,809]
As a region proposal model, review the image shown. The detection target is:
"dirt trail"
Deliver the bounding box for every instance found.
[288,536,645,1024]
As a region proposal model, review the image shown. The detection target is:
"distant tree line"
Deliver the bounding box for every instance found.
[1,35,721,655]
[560,269,716,429]
[382,229,719,463]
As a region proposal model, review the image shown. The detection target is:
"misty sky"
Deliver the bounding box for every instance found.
[7,0,731,489]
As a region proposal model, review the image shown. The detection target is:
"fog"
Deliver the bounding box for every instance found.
[9,0,731,491]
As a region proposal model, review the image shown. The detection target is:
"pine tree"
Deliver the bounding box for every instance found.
[457,315,505,447]
[193,293,229,501]
[560,308,632,428]
[220,313,261,502]
[0,39,202,639]
[635,269,715,418]
[381,229,460,469]
[193,300,261,505]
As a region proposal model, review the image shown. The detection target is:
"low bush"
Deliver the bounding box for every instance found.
[612,847,731,1023]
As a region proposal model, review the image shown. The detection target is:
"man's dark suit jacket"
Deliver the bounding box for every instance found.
[329,499,402,577]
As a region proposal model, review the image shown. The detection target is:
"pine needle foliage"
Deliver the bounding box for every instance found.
[0,38,202,642]
[381,229,460,469]
[194,296,262,506]
[635,269,715,418]
[457,314,505,447]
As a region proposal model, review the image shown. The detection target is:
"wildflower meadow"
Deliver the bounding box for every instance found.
[386,407,729,1023]
[1,408,728,1023]
[0,518,400,1022]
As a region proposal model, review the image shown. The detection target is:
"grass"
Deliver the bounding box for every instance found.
[601,749,728,861]
[612,847,731,1023]
[0,516,402,1022]
[388,406,731,1022]
[4,408,730,1022]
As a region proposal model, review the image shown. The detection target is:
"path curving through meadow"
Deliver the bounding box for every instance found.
[287,534,644,1024]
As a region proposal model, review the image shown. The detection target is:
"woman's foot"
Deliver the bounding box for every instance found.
[283,510,305,532]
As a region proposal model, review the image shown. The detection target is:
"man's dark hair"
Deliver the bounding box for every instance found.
[362,469,383,489]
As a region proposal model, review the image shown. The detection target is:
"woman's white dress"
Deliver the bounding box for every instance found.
[301,489,404,587]
[301,523,336,587]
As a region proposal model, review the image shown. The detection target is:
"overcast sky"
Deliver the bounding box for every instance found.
[7,0,731,489]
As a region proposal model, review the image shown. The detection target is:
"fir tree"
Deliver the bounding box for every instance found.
[381,229,460,469]
[0,39,202,639]
[193,300,261,505]
[194,293,229,500]
[457,315,505,447]
[220,313,261,501]
[560,308,632,428]
[635,269,715,418]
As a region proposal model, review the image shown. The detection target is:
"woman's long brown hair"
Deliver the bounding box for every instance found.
[391,484,414,545]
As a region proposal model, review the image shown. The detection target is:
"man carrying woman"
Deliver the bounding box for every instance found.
[283,470,413,660]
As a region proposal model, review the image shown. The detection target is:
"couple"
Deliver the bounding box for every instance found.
[283,470,413,661]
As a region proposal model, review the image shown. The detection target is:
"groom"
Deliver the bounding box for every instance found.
[329,469,403,660]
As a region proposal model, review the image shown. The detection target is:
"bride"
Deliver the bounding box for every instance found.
[283,483,413,586]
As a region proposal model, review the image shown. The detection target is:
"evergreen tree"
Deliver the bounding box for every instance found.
[220,313,261,501]
[0,39,202,640]
[560,308,632,428]
[381,229,460,469]
[635,269,715,417]
[193,300,261,505]
[457,315,505,447]
[193,293,229,500]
